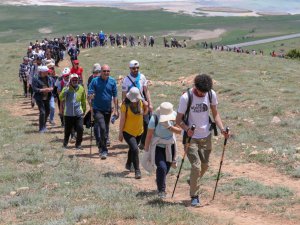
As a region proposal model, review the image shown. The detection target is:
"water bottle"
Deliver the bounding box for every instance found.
[111,114,118,124]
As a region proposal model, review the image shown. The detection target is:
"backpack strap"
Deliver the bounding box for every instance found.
[153,114,158,128]
[183,88,193,124]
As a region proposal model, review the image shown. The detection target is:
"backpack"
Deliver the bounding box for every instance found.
[184,88,218,136]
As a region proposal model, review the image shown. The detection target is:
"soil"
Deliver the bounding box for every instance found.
[7,60,300,224]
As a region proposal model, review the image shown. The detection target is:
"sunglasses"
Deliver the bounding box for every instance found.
[71,79,79,82]
[131,67,139,70]
[102,70,110,72]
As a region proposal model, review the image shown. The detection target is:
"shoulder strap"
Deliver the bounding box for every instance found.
[153,114,158,128]
[208,90,212,104]
[183,88,193,124]
[126,75,144,98]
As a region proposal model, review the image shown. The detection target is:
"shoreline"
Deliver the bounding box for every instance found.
[0,0,296,17]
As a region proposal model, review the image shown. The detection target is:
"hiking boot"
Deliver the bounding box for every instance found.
[135,170,142,179]
[158,191,167,199]
[191,196,200,207]
[125,162,135,172]
[100,151,107,160]
[75,145,83,150]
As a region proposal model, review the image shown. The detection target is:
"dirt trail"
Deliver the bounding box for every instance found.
[8,90,299,225]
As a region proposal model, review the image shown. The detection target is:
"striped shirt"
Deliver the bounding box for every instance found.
[19,63,31,81]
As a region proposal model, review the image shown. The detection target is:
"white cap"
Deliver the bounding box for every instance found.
[38,66,51,73]
[129,60,139,68]
[70,74,79,80]
[126,87,142,102]
[62,67,70,76]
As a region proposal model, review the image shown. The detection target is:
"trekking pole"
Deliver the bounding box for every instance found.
[212,127,229,201]
[172,124,196,198]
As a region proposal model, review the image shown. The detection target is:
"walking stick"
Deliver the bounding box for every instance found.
[212,127,229,201]
[172,124,196,198]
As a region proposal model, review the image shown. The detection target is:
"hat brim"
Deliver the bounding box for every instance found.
[159,113,176,123]
[126,92,142,103]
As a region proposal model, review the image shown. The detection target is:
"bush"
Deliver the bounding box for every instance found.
[286,49,300,59]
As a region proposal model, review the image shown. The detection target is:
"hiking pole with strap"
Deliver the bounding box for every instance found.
[212,127,229,201]
[172,124,196,198]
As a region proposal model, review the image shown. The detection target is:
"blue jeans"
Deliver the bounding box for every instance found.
[49,96,55,122]
[155,145,175,192]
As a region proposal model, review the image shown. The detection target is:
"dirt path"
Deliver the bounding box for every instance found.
[8,92,299,225]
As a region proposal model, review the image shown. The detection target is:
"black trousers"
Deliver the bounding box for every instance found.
[64,116,83,146]
[22,79,28,95]
[123,132,142,171]
[93,110,111,151]
[35,99,50,131]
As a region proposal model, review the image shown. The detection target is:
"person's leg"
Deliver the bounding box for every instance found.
[187,138,202,198]
[140,113,150,149]
[49,96,55,124]
[198,135,212,178]
[104,112,112,146]
[155,146,170,193]
[75,116,84,148]
[23,80,27,97]
[64,116,73,146]
[44,100,50,129]
[94,110,107,153]
[123,132,141,178]
[35,99,45,131]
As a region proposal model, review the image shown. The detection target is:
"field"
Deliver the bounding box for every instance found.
[0,5,300,225]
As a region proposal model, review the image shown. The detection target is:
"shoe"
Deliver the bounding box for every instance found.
[125,163,135,172]
[75,145,83,150]
[106,139,111,147]
[39,128,47,133]
[135,170,142,179]
[158,191,167,199]
[49,120,56,125]
[100,151,107,160]
[63,143,68,148]
[31,101,35,108]
[191,196,201,207]
[138,143,144,150]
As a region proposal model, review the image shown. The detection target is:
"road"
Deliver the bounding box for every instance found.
[227,33,300,48]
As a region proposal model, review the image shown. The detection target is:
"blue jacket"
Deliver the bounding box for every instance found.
[88,76,117,112]
[32,75,54,101]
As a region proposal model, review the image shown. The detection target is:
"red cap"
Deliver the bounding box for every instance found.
[73,60,79,64]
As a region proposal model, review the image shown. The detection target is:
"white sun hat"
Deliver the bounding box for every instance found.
[156,102,176,123]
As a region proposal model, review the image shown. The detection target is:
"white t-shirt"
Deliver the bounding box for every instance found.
[122,73,147,97]
[177,90,218,139]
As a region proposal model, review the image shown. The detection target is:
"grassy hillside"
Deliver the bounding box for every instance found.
[1,5,300,45]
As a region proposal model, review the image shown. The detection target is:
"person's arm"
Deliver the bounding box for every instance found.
[113,97,119,117]
[211,105,229,138]
[81,87,87,115]
[118,106,126,142]
[143,85,153,112]
[144,128,154,152]
[59,86,68,101]
[142,100,149,115]
[175,112,194,137]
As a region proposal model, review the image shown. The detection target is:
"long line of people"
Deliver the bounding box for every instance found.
[18,40,229,207]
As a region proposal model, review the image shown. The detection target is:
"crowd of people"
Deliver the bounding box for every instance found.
[18,37,229,207]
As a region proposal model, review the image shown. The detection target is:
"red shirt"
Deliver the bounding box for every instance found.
[70,66,84,80]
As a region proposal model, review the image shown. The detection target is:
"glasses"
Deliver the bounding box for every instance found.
[131,67,139,70]
[102,70,110,72]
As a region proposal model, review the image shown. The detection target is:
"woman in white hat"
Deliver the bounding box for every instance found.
[119,87,148,179]
[144,102,181,199]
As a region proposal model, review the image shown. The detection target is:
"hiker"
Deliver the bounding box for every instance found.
[99,31,105,47]
[19,56,31,97]
[144,102,181,198]
[32,66,54,133]
[59,74,86,149]
[68,43,80,61]
[149,36,154,47]
[28,56,43,108]
[175,74,229,207]
[70,59,84,85]
[143,35,147,47]
[46,62,57,125]
[119,87,149,179]
[88,64,118,159]
[121,60,153,150]
[55,67,71,127]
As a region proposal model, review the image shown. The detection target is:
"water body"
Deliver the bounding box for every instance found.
[68,0,300,15]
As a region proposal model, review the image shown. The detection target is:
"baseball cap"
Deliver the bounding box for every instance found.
[38,66,51,73]
[70,73,79,80]
[129,60,139,68]
[126,87,142,103]
[92,63,101,72]
[62,67,71,77]
[73,59,79,64]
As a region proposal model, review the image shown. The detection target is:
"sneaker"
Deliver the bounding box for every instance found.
[158,191,167,199]
[63,143,68,148]
[106,139,111,147]
[75,145,83,150]
[138,143,144,150]
[31,101,35,108]
[49,120,56,125]
[135,170,142,179]
[191,196,201,207]
[125,162,135,172]
[39,128,47,133]
[100,151,107,160]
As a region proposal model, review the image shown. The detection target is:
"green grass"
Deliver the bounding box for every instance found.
[220,177,294,199]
